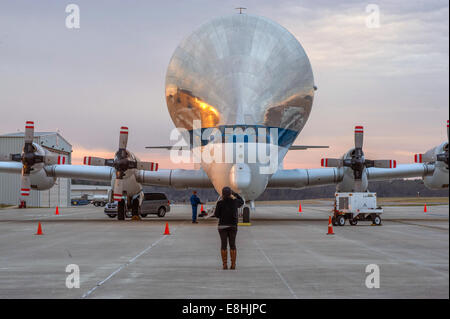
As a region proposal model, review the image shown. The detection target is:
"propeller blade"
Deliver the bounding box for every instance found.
[119,126,128,149]
[321,158,343,167]
[24,121,34,144]
[414,154,424,163]
[43,154,67,165]
[20,175,31,197]
[354,126,364,149]
[373,160,397,168]
[136,161,159,171]
[415,150,434,163]
[83,156,106,166]
[112,178,123,202]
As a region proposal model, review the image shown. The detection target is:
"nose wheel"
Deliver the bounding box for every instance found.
[243,206,250,223]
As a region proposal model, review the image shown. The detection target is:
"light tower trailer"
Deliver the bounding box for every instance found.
[332,192,383,226]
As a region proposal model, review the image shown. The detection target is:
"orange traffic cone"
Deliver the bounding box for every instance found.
[55,206,59,215]
[326,216,334,235]
[298,202,302,213]
[36,222,43,235]
[163,222,170,235]
[424,204,427,213]
[200,204,204,212]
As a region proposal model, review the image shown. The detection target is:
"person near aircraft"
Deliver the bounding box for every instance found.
[214,186,244,270]
[190,191,203,223]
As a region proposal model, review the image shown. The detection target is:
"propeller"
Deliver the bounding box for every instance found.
[83,126,158,202]
[321,125,396,192]
[0,121,67,198]
[414,120,449,165]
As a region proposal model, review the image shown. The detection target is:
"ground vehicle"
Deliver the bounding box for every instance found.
[71,199,90,206]
[104,192,170,218]
[91,195,108,207]
[331,192,383,226]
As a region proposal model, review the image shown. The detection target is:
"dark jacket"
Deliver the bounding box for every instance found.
[190,194,201,207]
[214,193,244,226]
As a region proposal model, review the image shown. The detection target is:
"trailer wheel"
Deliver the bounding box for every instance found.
[332,216,338,226]
[373,215,382,226]
[349,219,358,226]
[337,215,346,226]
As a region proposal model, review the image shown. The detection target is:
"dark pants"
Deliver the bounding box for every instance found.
[218,226,237,250]
[191,205,198,222]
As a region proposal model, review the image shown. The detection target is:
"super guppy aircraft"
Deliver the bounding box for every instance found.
[0,14,448,220]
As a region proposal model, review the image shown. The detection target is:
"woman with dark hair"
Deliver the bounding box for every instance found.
[214,186,244,269]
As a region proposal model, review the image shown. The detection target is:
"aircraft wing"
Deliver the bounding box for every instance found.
[288,145,329,150]
[267,163,435,189]
[44,165,114,181]
[136,168,213,189]
[0,162,114,182]
[0,161,23,174]
[0,161,212,189]
[145,145,329,150]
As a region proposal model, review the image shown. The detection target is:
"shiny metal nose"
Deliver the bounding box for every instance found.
[229,163,251,192]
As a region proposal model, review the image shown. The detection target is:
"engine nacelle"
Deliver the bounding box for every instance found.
[29,143,57,190]
[336,149,369,192]
[30,168,56,190]
[418,142,449,190]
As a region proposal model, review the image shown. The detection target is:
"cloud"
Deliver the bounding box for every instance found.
[270,1,449,76]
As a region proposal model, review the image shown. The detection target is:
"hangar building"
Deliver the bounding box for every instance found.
[0,132,72,207]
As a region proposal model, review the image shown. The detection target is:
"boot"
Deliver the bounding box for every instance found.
[221,249,228,270]
[230,249,237,269]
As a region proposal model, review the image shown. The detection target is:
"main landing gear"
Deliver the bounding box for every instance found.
[117,200,126,221]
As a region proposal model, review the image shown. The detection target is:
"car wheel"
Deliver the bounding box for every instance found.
[349,219,358,226]
[157,207,166,217]
[140,214,148,218]
[107,214,116,218]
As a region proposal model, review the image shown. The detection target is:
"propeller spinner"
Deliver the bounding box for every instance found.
[321,125,396,192]
[83,126,158,202]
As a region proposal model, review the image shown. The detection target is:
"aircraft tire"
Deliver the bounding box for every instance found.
[117,201,125,221]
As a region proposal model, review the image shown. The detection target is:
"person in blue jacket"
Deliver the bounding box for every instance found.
[190,191,203,223]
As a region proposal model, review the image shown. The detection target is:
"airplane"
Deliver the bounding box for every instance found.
[0,14,448,221]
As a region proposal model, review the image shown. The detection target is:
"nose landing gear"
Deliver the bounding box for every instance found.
[239,200,254,226]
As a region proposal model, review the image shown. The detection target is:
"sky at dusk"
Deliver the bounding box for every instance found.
[0,0,448,169]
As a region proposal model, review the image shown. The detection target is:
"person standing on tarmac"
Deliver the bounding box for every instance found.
[190,191,203,224]
[214,186,244,270]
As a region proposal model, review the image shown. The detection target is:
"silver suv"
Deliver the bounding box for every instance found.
[104,192,171,218]
[141,192,171,217]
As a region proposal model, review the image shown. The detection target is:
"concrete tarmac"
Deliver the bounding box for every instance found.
[0,202,448,299]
